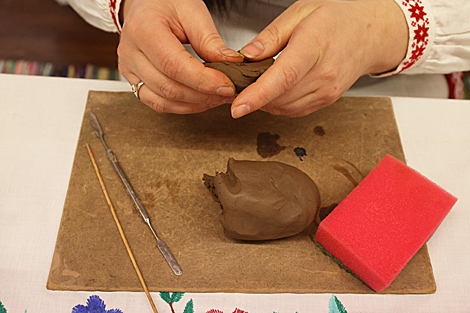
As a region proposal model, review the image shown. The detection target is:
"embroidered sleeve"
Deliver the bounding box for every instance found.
[373,0,433,77]
[65,0,122,34]
[375,0,470,77]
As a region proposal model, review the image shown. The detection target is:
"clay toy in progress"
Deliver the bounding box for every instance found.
[203,158,321,241]
[204,58,275,93]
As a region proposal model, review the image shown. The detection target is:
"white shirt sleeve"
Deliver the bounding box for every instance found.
[377,0,470,77]
[63,0,123,33]
[65,0,469,76]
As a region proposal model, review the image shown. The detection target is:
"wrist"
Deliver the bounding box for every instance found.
[358,0,409,75]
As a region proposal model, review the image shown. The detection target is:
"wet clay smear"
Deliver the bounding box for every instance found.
[203,158,321,241]
[257,132,285,158]
[313,126,326,136]
[204,58,275,93]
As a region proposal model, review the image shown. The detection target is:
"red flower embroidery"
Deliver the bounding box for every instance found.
[413,23,429,43]
[410,44,426,61]
[408,3,426,22]
[394,0,430,74]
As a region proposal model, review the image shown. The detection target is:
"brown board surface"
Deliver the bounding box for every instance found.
[47,92,435,294]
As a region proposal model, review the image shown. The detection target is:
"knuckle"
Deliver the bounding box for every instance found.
[267,106,282,116]
[322,68,340,84]
[291,1,313,19]
[116,43,125,59]
[264,101,287,116]
[201,94,216,105]
[323,86,340,104]
[160,53,183,79]
[323,93,336,105]
[159,81,182,100]
[280,65,299,90]
[195,73,212,94]
[117,58,128,77]
[264,26,283,48]
[200,31,222,49]
[147,95,167,113]
[117,45,131,71]
[275,107,293,116]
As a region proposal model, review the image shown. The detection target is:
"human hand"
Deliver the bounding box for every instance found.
[232,0,408,118]
[118,0,244,114]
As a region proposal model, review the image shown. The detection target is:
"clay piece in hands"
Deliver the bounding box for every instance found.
[204,58,274,93]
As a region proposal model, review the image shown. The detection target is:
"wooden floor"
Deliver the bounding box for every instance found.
[0,0,119,69]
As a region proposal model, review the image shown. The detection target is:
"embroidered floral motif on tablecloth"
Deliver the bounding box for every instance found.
[72,295,123,313]
[0,293,348,312]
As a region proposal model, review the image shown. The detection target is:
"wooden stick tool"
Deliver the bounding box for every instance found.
[86,143,158,313]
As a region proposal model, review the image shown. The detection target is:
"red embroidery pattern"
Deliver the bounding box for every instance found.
[109,0,121,34]
[398,0,430,72]
[206,308,248,313]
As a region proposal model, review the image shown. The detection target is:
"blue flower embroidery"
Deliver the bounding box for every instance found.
[72,295,123,313]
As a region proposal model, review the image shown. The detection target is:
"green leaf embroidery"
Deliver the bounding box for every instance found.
[0,300,6,313]
[329,294,347,313]
[171,292,185,303]
[183,299,194,313]
[159,292,171,304]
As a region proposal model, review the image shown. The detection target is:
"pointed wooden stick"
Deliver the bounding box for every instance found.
[86,143,158,313]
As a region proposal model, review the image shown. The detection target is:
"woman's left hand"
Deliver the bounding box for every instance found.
[231,0,408,118]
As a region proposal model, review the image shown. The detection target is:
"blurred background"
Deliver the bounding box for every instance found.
[0,0,120,79]
[0,0,468,96]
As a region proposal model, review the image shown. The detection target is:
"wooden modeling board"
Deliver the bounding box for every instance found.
[47,92,436,294]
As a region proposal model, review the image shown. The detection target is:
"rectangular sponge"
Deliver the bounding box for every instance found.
[315,155,457,292]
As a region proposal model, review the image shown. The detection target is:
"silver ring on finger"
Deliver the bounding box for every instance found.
[131,81,145,100]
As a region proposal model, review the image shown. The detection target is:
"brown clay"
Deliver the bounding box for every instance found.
[204,58,275,93]
[203,158,321,241]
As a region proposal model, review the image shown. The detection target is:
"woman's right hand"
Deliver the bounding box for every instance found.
[118,0,244,114]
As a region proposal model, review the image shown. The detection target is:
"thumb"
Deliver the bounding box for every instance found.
[181,4,243,62]
[239,5,309,60]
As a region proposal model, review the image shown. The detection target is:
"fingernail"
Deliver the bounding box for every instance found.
[223,96,236,104]
[231,104,252,118]
[220,48,243,58]
[240,41,264,59]
[216,86,235,97]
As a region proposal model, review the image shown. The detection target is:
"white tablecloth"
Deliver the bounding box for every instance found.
[1,73,469,313]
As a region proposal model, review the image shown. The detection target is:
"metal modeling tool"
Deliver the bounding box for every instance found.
[86,144,159,313]
[89,112,182,276]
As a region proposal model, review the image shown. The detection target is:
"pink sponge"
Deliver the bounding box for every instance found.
[315,155,457,292]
